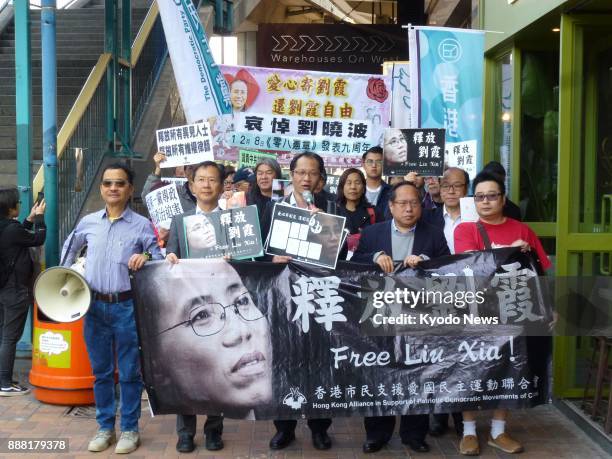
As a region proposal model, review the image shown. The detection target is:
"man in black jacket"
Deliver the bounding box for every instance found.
[0,188,46,396]
[260,152,334,452]
[165,162,225,453]
[362,147,392,220]
[353,181,450,454]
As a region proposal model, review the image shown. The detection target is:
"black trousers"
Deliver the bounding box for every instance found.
[274,418,332,435]
[176,414,223,437]
[0,301,29,387]
[432,412,463,430]
[364,415,428,442]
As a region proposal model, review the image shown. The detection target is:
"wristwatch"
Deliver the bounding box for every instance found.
[143,251,152,261]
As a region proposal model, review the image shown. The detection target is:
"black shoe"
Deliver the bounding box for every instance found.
[404,438,430,453]
[362,439,385,453]
[269,431,295,450]
[205,432,223,451]
[176,435,195,453]
[312,432,332,450]
[429,420,448,437]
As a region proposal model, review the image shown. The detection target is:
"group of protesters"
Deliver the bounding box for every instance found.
[0,142,550,456]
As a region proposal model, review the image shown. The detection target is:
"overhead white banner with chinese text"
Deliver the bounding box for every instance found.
[212,65,391,165]
[408,27,484,173]
[157,0,232,122]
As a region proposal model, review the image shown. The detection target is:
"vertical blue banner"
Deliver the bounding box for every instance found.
[409,27,484,176]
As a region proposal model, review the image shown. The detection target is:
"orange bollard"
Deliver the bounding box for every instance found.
[29,303,94,405]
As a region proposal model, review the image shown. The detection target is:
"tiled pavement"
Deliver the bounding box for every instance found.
[0,360,609,458]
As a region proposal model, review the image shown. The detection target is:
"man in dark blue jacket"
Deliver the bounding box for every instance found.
[353,181,450,454]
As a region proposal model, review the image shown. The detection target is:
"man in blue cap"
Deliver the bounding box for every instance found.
[232,167,255,195]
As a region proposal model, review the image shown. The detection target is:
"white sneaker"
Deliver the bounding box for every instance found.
[87,430,115,452]
[115,431,140,454]
[0,383,31,397]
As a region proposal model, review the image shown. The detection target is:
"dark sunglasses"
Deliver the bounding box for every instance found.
[101,179,128,188]
[473,192,502,202]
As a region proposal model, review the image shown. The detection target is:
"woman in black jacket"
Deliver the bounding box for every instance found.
[247,158,282,218]
[0,188,46,396]
[335,168,381,258]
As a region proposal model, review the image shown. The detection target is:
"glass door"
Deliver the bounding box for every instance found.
[555,14,612,397]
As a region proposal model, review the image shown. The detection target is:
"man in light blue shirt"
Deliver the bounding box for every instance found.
[62,162,162,455]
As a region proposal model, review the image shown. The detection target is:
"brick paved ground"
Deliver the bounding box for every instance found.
[0,360,608,458]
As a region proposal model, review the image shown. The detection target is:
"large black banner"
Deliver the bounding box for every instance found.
[133,248,552,420]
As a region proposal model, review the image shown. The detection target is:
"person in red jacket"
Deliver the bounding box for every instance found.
[453,171,551,456]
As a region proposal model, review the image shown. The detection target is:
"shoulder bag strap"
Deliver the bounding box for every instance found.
[476,221,493,250]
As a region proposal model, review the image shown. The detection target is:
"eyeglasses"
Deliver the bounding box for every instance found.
[101,179,128,188]
[364,159,383,166]
[223,180,233,186]
[194,177,219,185]
[158,292,264,338]
[441,183,466,192]
[292,170,320,179]
[384,137,405,148]
[473,192,502,202]
[392,200,420,208]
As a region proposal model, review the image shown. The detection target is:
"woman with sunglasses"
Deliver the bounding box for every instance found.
[453,171,551,456]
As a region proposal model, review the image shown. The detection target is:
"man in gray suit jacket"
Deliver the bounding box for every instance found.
[165,161,224,453]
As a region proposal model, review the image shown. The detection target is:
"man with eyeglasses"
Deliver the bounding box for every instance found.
[423,167,470,255]
[422,167,469,438]
[453,171,551,456]
[353,181,450,454]
[61,163,162,454]
[165,161,226,453]
[362,146,392,220]
[260,151,334,451]
[232,167,255,194]
[481,161,522,221]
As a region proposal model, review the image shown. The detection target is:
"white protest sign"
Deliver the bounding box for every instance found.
[445,140,478,180]
[156,121,214,168]
[161,177,188,186]
[145,184,184,230]
[460,197,479,222]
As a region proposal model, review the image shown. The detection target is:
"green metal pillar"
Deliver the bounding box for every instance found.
[15,0,34,355]
[105,0,117,152]
[120,0,131,151]
[15,0,32,221]
[41,0,58,266]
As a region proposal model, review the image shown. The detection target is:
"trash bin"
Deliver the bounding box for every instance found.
[29,303,94,405]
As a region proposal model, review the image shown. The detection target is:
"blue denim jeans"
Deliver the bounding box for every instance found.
[84,299,142,432]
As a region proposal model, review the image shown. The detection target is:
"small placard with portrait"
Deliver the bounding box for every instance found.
[383,128,446,177]
[182,205,263,260]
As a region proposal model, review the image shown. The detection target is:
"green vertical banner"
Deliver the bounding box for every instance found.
[409,26,484,174]
[239,149,276,168]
